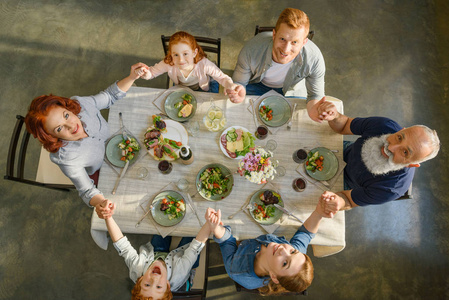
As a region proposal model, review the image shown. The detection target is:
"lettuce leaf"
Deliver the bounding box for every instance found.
[236,132,255,157]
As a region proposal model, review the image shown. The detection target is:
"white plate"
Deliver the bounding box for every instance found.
[219,126,251,159]
[145,119,188,161]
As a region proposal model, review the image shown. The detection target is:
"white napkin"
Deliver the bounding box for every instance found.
[152,86,197,115]
[247,90,295,134]
[139,182,196,238]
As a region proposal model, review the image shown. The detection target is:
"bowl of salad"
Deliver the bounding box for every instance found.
[196,163,234,201]
[150,190,186,227]
[248,189,284,225]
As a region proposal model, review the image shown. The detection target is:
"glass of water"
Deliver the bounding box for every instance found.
[274,166,286,178]
[187,121,200,136]
[177,178,190,191]
[265,139,277,152]
[137,167,149,180]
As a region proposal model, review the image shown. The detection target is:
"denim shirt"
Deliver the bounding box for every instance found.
[50,82,126,206]
[232,32,325,102]
[214,225,315,290]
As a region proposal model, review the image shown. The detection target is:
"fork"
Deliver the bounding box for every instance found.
[287,103,297,130]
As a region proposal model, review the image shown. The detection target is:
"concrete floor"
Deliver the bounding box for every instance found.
[1,0,448,299]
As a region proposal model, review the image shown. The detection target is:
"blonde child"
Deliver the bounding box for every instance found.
[103,200,212,300]
[135,31,241,94]
[205,197,332,295]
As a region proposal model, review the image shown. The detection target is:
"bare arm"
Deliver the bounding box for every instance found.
[116,62,147,92]
[194,221,212,244]
[317,100,354,134]
[105,216,124,243]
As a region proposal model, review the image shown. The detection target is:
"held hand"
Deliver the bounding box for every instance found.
[95,199,116,220]
[130,62,149,80]
[205,208,223,231]
[226,85,246,103]
[307,97,326,123]
[319,191,344,216]
[317,100,338,121]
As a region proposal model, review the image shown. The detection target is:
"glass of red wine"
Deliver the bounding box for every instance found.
[255,125,268,140]
[158,160,173,174]
[292,177,307,192]
[292,149,307,163]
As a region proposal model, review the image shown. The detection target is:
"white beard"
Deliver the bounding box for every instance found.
[361,134,409,175]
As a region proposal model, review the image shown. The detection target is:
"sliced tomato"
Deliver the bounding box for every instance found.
[120,156,126,161]
[126,140,130,144]
[162,198,168,204]
[213,183,220,188]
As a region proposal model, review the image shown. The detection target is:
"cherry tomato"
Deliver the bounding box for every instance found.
[176,141,182,146]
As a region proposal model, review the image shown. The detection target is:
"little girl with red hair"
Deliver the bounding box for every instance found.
[136,31,241,94]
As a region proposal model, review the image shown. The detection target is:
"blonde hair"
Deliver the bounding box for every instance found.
[275,8,310,33]
[163,31,207,66]
[258,253,313,296]
[131,276,173,300]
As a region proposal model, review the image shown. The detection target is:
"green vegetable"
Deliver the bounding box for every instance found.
[182,93,193,102]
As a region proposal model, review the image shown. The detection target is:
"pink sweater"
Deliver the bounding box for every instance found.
[142,58,234,91]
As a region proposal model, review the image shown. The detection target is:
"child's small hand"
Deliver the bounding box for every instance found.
[96,199,115,220]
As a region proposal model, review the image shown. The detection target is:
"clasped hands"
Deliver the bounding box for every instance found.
[95,199,115,220]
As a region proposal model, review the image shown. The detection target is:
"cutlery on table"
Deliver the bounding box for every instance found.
[135,205,152,227]
[249,98,259,128]
[273,204,305,223]
[287,103,297,130]
[112,160,129,194]
[119,112,129,140]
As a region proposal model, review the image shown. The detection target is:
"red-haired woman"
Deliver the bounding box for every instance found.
[135,31,242,94]
[25,63,145,217]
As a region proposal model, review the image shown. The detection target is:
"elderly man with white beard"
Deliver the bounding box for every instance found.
[316,100,440,214]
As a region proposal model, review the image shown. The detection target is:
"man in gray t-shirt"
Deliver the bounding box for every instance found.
[226,8,328,122]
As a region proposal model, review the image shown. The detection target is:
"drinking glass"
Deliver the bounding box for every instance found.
[177,178,190,191]
[265,139,277,152]
[158,160,173,174]
[292,177,307,192]
[255,125,268,140]
[136,167,149,180]
[186,121,200,136]
[292,149,307,163]
[274,166,286,178]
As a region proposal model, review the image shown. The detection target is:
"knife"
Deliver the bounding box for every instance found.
[112,160,129,194]
[273,204,305,223]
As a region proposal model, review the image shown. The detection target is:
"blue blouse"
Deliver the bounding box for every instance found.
[214,225,315,290]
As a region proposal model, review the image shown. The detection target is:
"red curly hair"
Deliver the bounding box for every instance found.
[163,31,207,66]
[131,276,173,300]
[24,94,82,153]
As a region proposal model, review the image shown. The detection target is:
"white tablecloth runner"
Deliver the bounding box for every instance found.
[90,87,346,257]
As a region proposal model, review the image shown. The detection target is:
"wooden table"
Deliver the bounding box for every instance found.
[90,86,345,257]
